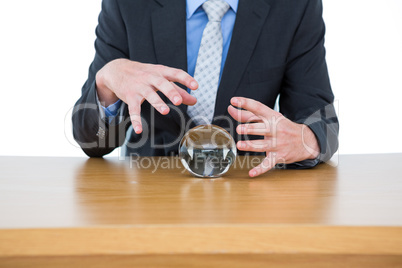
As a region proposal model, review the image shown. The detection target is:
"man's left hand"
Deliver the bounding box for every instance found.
[228,97,320,177]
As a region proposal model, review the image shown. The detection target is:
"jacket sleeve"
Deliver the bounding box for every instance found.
[72,0,130,157]
[280,0,339,164]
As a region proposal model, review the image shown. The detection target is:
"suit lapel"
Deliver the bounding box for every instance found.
[151,0,191,125]
[151,0,271,127]
[213,0,271,124]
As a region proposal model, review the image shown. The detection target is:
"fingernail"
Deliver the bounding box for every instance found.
[250,170,257,177]
[231,98,238,104]
[173,96,181,105]
[238,142,245,149]
[191,81,198,88]
[161,106,169,113]
[134,126,142,133]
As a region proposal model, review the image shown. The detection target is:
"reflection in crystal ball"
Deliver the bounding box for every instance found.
[179,125,237,178]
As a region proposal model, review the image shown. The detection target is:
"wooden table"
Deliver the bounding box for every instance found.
[0,154,402,267]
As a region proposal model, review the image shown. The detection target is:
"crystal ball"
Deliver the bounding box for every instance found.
[179,124,237,178]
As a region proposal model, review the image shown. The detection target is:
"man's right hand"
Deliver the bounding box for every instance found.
[95,59,198,134]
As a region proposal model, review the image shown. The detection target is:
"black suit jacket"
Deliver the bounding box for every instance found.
[73,0,339,163]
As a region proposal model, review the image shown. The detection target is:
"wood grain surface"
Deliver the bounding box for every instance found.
[1,154,402,267]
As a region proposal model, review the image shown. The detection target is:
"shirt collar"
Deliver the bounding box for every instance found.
[186,0,238,19]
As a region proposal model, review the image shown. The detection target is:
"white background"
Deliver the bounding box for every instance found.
[0,0,401,157]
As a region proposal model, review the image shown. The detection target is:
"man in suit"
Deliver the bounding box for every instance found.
[73,0,339,177]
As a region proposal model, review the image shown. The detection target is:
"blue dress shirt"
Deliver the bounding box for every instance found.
[101,0,238,117]
[186,0,238,81]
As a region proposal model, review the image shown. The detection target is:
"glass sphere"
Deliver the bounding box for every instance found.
[179,124,237,178]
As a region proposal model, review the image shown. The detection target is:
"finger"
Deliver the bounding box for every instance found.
[237,139,272,153]
[128,100,143,134]
[249,152,277,177]
[141,89,170,115]
[150,76,183,106]
[236,122,272,136]
[156,65,198,90]
[173,83,197,106]
[227,105,262,123]
[231,97,281,119]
